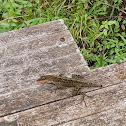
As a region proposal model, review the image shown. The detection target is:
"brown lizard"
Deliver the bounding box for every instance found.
[37,75,102,101]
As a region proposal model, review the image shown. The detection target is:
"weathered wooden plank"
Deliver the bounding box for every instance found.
[0,60,125,117]
[0,30,74,60]
[0,81,126,125]
[0,19,68,47]
[60,102,126,126]
[0,60,126,118]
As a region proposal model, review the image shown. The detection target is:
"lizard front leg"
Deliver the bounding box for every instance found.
[53,82,66,94]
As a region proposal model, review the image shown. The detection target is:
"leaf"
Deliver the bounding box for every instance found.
[99,25,104,29]
[105,23,108,29]
[103,29,107,36]
[8,0,14,14]
[116,33,126,43]
[122,20,126,24]
[12,19,18,22]
[121,25,125,30]
[108,21,116,25]
[111,43,115,48]
[2,12,9,18]
[118,43,124,46]
[46,9,50,22]
[0,22,10,28]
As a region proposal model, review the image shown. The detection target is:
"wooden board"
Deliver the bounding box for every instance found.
[0,19,126,126]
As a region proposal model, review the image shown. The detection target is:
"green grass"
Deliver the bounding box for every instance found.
[0,0,126,68]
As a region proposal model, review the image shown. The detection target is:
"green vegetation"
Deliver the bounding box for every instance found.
[0,0,126,68]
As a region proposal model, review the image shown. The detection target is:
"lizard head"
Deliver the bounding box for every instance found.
[37,75,54,83]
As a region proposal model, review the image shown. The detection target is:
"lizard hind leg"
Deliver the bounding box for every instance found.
[72,86,86,106]
[79,91,93,107]
[72,86,91,107]
[78,91,88,107]
[72,85,82,96]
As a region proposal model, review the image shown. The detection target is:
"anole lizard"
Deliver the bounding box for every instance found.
[37,75,102,99]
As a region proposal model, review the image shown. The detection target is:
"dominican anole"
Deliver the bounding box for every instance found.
[37,75,102,97]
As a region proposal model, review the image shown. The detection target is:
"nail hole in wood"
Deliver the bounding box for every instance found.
[60,37,65,42]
